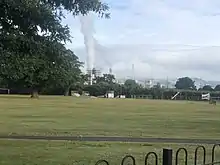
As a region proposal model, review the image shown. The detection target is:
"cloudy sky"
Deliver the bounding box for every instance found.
[62,0,220,80]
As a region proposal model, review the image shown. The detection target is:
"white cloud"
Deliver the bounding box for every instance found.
[74,44,220,80]
[63,0,220,80]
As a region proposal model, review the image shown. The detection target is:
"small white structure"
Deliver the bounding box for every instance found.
[171,92,180,100]
[106,91,114,98]
[73,93,80,97]
[83,91,90,96]
[202,93,210,100]
[71,91,80,97]
[120,95,126,98]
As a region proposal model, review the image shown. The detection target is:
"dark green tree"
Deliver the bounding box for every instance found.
[95,74,115,84]
[84,83,106,96]
[124,79,141,97]
[124,79,138,88]
[214,85,220,91]
[175,77,196,90]
[103,74,115,83]
[86,74,116,96]
[0,0,109,98]
[202,85,213,91]
[0,77,4,87]
[51,49,83,96]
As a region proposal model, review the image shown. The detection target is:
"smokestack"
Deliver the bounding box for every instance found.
[109,68,112,74]
[79,13,95,85]
[132,64,135,80]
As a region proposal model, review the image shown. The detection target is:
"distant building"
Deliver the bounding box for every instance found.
[106,91,114,98]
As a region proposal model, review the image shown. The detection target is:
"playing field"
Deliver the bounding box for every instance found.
[0,95,220,165]
[0,140,218,165]
[0,95,219,138]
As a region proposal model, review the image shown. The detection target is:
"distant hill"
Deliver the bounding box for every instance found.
[192,78,220,89]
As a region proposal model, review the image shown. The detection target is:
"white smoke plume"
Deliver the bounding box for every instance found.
[79,13,95,71]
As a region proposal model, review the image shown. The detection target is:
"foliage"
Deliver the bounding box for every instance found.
[95,74,115,84]
[175,77,196,90]
[81,74,220,100]
[202,85,213,91]
[52,49,82,96]
[214,85,220,91]
[84,74,118,96]
[42,0,110,18]
[124,79,137,87]
[0,77,6,88]
[0,0,109,97]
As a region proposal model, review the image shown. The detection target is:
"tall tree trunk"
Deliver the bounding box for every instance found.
[31,89,39,98]
[64,86,70,96]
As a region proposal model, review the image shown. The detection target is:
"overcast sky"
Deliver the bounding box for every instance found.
[62,0,220,80]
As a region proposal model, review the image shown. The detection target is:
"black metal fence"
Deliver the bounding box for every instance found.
[95,144,220,165]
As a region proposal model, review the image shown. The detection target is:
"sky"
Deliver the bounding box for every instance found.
[62,0,220,81]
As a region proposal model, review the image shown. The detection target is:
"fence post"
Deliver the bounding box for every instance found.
[163,148,173,165]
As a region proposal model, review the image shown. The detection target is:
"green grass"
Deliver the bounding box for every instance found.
[0,95,220,164]
[0,140,219,165]
[0,95,219,139]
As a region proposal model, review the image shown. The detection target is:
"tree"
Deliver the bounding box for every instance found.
[85,74,117,96]
[0,0,109,98]
[95,74,115,84]
[175,77,196,90]
[50,49,83,96]
[124,79,138,88]
[214,85,220,91]
[202,85,213,91]
[124,79,141,97]
[84,82,109,96]
[42,0,110,18]
[0,77,4,87]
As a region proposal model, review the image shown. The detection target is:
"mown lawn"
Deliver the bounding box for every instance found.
[0,140,219,165]
[0,95,219,139]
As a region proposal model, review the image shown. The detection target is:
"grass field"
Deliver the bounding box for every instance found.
[0,95,219,138]
[0,140,219,165]
[0,95,220,164]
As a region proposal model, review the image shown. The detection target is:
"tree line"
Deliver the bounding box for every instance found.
[82,75,220,100]
[175,77,220,91]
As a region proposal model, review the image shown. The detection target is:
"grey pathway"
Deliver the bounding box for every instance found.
[0,135,219,144]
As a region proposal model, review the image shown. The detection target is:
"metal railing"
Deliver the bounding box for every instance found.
[95,144,220,165]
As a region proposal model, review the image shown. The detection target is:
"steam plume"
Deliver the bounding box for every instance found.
[79,13,95,72]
